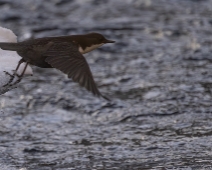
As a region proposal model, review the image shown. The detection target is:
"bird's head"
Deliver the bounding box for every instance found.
[75,32,115,54]
[85,32,115,44]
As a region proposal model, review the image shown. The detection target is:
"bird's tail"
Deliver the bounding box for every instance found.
[0,42,21,51]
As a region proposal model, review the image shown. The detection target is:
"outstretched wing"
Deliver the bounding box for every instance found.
[44,42,109,100]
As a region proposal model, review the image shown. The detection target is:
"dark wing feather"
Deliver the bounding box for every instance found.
[44,42,109,100]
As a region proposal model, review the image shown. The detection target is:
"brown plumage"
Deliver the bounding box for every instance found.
[0,33,115,100]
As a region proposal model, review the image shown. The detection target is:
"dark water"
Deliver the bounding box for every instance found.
[1,0,212,169]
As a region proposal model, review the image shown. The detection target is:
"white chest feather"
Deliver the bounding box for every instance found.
[79,44,103,54]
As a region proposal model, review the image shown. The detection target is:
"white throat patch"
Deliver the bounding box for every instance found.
[79,43,103,54]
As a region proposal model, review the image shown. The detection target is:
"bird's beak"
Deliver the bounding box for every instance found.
[104,39,115,43]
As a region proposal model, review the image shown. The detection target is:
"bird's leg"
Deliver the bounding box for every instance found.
[3,59,24,87]
[9,62,29,86]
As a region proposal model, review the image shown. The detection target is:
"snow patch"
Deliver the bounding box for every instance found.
[0,26,33,95]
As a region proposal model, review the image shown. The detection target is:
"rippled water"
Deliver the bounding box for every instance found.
[1,0,212,169]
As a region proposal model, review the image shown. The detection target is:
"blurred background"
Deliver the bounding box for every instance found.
[1,0,212,169]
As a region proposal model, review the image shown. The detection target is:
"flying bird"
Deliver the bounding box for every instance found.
[0,33,115,100]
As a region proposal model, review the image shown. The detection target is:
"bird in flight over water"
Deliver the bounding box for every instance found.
[0,32,115,100]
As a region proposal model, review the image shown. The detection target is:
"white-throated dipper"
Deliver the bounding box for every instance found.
[0,33,115,100]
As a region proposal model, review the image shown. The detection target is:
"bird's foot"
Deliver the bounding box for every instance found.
[3,71,22,87]
[10,75,23,86]
[3,71,14,77]
[3,71,16,87]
